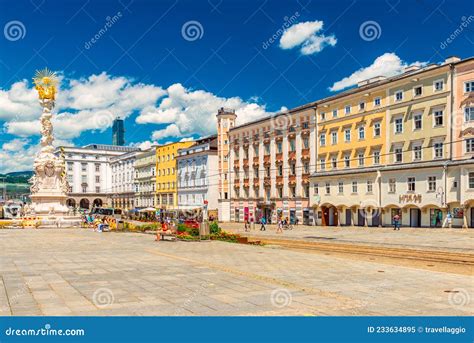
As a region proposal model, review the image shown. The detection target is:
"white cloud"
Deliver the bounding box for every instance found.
[329,53,428,91]
[138,83,275,140]
[279,20,337,55]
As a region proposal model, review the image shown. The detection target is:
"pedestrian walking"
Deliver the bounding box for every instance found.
[244,220,250,232]
[277,220,283,234]
[260,217,266,231]
[393,214,400,230]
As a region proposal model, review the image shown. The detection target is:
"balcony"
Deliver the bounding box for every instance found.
[264,154,271,165]
[289,175,296,185]
[275,153,283,164]
[288,151,296,161]
[301,148,310,160]
[243,159,249,169]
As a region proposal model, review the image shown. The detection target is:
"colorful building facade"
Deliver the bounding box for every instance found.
[155,141,194,210]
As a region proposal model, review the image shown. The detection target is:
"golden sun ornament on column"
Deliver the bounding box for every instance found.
[33,68,58,100]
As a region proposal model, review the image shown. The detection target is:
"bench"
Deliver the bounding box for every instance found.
[157,230,177,241]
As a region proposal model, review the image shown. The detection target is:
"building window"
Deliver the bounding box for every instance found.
[395,147,403,163]
[82,186,87,193]
[358,153,364,166]
[408,177,415,192]
[331,156,337,169]
[67,162,73,172]
[277,141,283,153]
[395,90,403,102]
[465,81,474,93]
[320,112,326,121]
[95,163,100,172]
[389,178,396,193]
[434,80,444,91]
[95,186,100,193]
[95,176,100,183]
[358,126,365,140]
[304,185,309,198]
[303,137,309,149]
[265,167,270,177]
[264,144,270,155]
[374,97,381,106]
[352,181,358,193]
[331,131,338,145]
[428,176,436,192]
[254,145,259,157]
[277,187,283,198]
[81,163,87,172]
[325,182,330,194]
[345,105,351,114]
[290,163,296,175]
[434,142,443,158]
[344,155,350,168]
[373,151,380,165]
[320,158,326,171]
[469,172,474,189]
[373,122,381,137]
[290,186,296,198]
[314,183,319,194]
[289,139,296,152]
[434,110,443,126]
[332,109,338,118]
[466,138,474,153]
[320,134,326,147]
[395,117,403,133]
[464,107,474,122]
[413,114,422,130]
[359,102,365,111]
[413,144,422,161]
[367,180,373,193]
[345,129,351,142]
[338,182,344,194]
[303,162,309,174]
[413,86,422,97]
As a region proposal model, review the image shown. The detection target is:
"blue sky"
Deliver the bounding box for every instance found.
[0,0,473,172]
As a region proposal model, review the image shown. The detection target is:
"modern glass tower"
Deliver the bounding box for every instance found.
[112,117,125,146]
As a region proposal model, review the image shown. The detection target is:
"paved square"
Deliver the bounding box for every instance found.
[0,229,472,316]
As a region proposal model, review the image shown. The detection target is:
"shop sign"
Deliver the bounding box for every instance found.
[399,193,422,203]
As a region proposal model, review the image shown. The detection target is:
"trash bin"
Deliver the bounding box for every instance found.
[117,220,124,231]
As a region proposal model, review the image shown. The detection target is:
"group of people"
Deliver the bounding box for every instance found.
[82,215,116,232]
[244,216,297,233]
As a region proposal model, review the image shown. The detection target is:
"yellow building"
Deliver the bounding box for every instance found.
[155,141,194,210]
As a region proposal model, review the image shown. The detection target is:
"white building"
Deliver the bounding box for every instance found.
[177,136,219,214]
[110,151,141,210]
[58,144,140,209]
[134,148,157,208]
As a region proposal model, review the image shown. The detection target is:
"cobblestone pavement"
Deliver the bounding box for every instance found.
[220,223,474,252]
[0,229,472,316]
